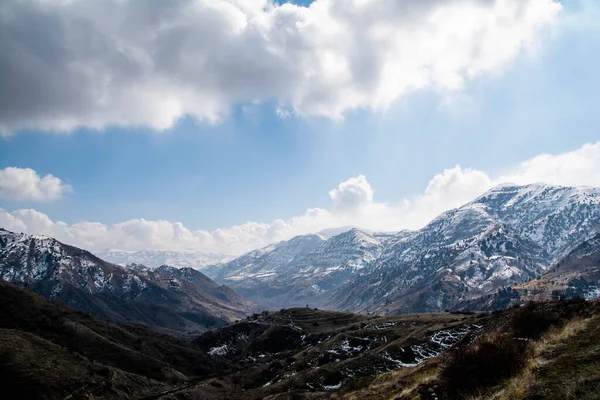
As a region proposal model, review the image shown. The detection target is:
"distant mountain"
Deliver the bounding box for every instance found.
[0,229,252,335]
[468,183,600,261]
[215,184,600,313]
[212,229,396,308]
[456,231,600,311]
[331,183,600,313]
[96,248,235,270]
[513,232,600,302]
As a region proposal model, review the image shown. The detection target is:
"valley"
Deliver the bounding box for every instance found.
[1,182,600,399]
[1,280,598,399]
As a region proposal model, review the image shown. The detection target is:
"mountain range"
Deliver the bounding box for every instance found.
[208,183,600,313]
[0,229,252,335]
[1,183,599,323]
[96,249,235,270]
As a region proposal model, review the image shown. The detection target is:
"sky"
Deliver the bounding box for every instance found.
[1,0,600,255]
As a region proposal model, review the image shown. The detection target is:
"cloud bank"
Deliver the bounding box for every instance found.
[0,167,72,202]
[0,0,561,134]
[1,142,599,254]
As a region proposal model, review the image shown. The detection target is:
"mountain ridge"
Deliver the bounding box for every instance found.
[213,183,600,313]
[0,228,253,335]
[96,248,235,270]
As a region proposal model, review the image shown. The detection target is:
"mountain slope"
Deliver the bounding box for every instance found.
[0,281,231,399]
[331,184,600,313]
[213,229,389,307]
[3,278,597,400]
[511,232,600,303]
[0,229,252,335]
[211,183,600,313]
[471,183,600,261]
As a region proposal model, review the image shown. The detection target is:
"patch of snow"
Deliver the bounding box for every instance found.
[323,383,342,390]
[208,344,230,356]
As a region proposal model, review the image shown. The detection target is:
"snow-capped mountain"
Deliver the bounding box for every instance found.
[2,183,598,316]
[215,183,600,312]
[469,183,600,261]
[330,183,600,313]
[212,229,393,307]
[95,249,234,270]
[0,229,252,334]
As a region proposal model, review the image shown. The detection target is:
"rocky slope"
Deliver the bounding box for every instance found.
[192,307,488,397]
[331,184,600,313]
[0,229,252,335]
[509,232,600,304]
[211,229,394,308]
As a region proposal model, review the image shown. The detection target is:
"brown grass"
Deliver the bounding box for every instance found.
[472,317,590,400]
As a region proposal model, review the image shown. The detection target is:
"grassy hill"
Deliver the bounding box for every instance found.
[0,281,231,399]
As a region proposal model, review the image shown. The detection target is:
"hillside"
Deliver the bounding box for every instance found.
[0,281,231,399]
[457,232,600,311]
[151,300,599,399]
[339,299,600,400]
[515,232,600,300]
[2,279,598,399]
[209,229,391,308]
[0,229,253,335]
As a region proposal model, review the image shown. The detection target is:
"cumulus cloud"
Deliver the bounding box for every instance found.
[0,0,561,134]
[2,142,599,254]
[329,174,373,213]
[0,167,72,201]
[500,142,600,187]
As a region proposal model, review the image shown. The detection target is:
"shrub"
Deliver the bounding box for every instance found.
[510,302,560,339]
[555,296,588,319]
[441,335,530,398]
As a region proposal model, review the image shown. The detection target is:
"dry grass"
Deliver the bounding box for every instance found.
[395,366,439,400]
[472,317,590,400]
[338,360,439,400]
[531,317,589,356]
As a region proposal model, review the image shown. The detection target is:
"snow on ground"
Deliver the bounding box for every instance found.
[383,324,481,368]
[208,344,230,356]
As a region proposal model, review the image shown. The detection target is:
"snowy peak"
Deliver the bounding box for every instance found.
[213,183,600,313]
[96,248,235,270]
[0,229,123,290]
[472,183,600,259]
[329,228,381,246]
[473,183,600,221]
[329,183,600,313]
[214,228,385,307]
[316,226,358,238]
[420,203,499,245]
[0,229,252,332]
[210,233,326,282]
[298,228,383,269]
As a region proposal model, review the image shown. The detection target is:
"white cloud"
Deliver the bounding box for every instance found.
[2,142,599,255]
[0,0,561,134]
[329,174,373,213]
[0,167,72,201]
[500,142,600,187]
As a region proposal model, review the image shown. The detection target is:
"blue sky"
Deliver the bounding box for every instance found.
[1,0,599,254]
